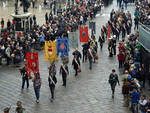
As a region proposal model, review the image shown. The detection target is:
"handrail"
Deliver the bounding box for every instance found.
[138,22,150,53]
[139,22,150,32]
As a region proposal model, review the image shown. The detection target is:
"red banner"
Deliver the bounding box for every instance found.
[108,25,111,39]
[80,26,88,43]
[26,52,39,76]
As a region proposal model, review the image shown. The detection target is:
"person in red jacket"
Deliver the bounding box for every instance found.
[118,41,124,52]
[117,51,125,68]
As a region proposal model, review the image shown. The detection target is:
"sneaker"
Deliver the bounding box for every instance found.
[50,98,53,102]
[36,100,39,103]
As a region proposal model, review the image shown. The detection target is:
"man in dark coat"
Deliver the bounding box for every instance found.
[82,43,88,63]
[134,16,139,30]
[72,48,82,65]
[30,17,33,30]
[72,55,79,76]
[1,18,4,29]
[48,72,57,102]
[7,19,11,33]
[109,69,120,98]
[45,12,49,24]
[60,63,69,87]
[20,64,29,89]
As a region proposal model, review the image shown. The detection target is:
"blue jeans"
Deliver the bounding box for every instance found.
[34,87,40,100]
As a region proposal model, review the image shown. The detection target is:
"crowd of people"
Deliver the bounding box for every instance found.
[0,14,43,66]
[0,0,102,67]
[99,8,132,57]
[107,2,150,113]
[97,1,150,113]
[134,1,150,26]
[2,0,102,109]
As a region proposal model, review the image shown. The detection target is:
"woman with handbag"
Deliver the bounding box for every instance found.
[32,72,42,103]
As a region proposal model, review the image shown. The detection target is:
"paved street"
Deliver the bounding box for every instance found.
[0,1,137,113]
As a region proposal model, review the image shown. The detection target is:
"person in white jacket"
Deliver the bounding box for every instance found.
[139,95,147,113]
[5,44,11,65]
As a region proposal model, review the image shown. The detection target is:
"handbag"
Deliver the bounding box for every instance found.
[78,66,81,72]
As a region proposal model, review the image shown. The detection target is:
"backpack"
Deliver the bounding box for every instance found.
[34,77,41,88]
[109,74,118,84]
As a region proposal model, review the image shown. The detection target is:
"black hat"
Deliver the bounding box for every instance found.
[4,107,10,112]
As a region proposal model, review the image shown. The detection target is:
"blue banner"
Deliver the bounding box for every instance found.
[57,37,69,58]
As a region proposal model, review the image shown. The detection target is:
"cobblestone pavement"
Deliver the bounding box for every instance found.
[0,1,137,113]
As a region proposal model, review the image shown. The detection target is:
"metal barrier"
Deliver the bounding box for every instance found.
[138,23,150,53]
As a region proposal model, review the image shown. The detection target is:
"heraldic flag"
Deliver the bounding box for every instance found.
[44,41,57,63]
[26,52,39,76]
[68,31,78,48]
[57,37,69,58]
[80,26,88,43]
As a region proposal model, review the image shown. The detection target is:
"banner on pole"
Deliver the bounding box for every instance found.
[68,31,78,48]
[44,41,57,63]
[80,26,88,43]
[26,52,39,76]
[57,37,69,58]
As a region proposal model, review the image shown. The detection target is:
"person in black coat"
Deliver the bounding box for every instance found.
[45,12,48,24]
[134,16,139,30]
[33,15,37,26]
[116,25,120,40]
[20,64,29,89]
[98,36,104,50]
[30,17,33,30]
[48,72,57,102]
[60,63,69,87]
[82,43,88,63]
[112,36,117,55]
[126,21,131,35]
[137,67,145,88]
[7,19,11,33]
[122,23,126,41]
[72,48,82,65]
[72,55,79,76]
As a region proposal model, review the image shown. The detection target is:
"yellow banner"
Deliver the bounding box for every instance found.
[44,41,57,63]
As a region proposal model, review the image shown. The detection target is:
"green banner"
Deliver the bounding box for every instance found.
[68,31,78,48]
